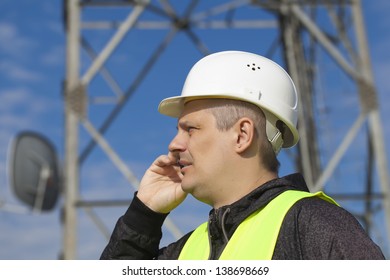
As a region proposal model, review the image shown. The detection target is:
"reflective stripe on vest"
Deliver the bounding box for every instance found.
[178,190,338,260]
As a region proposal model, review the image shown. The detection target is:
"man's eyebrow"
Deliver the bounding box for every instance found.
[176,120,190,130]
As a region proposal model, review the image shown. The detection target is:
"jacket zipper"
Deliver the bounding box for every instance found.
[207,207,231,259]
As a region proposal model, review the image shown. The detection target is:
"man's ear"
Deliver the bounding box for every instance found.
[235,118,255,153]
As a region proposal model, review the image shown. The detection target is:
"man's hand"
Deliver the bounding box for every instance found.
[137,152,187,213]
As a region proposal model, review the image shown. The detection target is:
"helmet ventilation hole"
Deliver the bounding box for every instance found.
[247,63,261,71]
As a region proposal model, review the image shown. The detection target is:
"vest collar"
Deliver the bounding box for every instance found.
[206,173,308,258]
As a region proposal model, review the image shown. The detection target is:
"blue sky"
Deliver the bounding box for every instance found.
[1,0,390,259]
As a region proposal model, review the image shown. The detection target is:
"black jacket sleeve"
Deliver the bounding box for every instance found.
[100,193,168,260]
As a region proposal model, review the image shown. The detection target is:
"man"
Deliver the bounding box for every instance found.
[100,51,384,259]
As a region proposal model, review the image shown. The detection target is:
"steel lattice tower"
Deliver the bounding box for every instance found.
[63,0,390,259]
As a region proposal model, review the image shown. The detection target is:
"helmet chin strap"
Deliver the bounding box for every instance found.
[266,121,283,154]
[264,110,284,154]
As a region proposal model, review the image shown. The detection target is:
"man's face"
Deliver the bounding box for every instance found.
[168,99,234,205]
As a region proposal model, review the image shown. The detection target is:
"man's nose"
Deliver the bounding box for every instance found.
[168,133,186,154]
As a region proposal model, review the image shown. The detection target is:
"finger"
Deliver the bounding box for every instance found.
[153,155,172,167]
[155,153,178,167]
[167,151,179,165]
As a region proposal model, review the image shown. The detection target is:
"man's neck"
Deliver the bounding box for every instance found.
[211,168,277,209]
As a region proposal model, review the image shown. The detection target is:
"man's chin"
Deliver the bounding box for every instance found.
[180,181,194,194]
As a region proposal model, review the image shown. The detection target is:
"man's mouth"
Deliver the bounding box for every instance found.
[178,160,191,171]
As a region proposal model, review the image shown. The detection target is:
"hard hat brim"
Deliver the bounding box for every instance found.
[158,93,246,118]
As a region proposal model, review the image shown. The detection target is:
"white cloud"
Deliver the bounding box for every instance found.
[0,22,36,57]
[0,87,40,113]
[1,86,60,113]
[46,20,64,35]
[0,211,61,259]
[0,60,43,82]
[42,45,65,67]
[0,87,28,108]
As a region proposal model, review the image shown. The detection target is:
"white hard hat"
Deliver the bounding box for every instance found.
[158,50,299,153]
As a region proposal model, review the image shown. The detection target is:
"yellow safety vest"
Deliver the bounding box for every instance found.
[178,190,338,260]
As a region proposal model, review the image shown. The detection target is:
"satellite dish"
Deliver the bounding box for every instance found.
[8,131,61,211]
